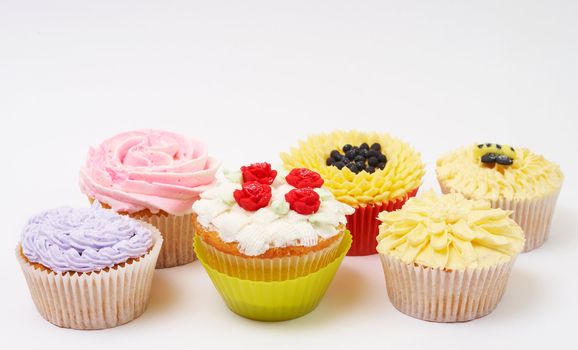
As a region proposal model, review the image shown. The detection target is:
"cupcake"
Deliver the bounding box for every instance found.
[281,130,425,256]
[16,203,163,329]
[80,129,220,268]
[436,143,563,252]
[377,191,524,322]
[192,162,353,321]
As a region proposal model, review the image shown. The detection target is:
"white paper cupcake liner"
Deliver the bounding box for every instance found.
[488,191,560,252]
[439,181,561,252]
[16,226,163,330]
[131,212,195,268]
[379,254,516,322]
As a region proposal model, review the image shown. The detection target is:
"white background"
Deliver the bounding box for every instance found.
[1,1,577,349]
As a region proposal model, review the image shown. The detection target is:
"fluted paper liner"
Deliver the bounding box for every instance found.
[379,254,516,322]
[438,181,561,252]
[196,230,344,281]
[195,231,352,321]
[130,211,195,268]
[89,197,195,268]
[347,188,418,256]
[16,226,163,330]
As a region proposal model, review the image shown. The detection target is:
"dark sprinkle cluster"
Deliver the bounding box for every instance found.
[326,143,387,174]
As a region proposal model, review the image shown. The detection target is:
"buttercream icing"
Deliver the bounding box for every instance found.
[437,145,563,200]
[21,203,154,273]
[377,191,524,270]
[280,130,425,206]
[192,167,354,256]
[80,129,220,215]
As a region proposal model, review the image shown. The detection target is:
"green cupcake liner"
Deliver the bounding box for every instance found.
[194,231,352,321]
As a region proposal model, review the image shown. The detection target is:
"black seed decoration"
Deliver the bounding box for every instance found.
[368,157,379,167]
[496,144,502,149]
[327,142,388,173]
[345,150,357,160]
[346,162,359,173]
[367,150,379,158]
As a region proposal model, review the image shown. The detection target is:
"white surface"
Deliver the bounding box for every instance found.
[1,0,577,349]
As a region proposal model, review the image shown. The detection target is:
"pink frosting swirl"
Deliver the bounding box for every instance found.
[80,130,220,215]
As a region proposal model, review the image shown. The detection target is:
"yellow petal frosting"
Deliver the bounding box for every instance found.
[436,145,563,201]
[376,191,524,270]
[280,130,425,207]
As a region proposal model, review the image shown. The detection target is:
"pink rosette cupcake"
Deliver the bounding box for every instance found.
[80,129,220,268]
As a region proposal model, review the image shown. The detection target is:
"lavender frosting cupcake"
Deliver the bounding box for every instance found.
[16,203,163,329]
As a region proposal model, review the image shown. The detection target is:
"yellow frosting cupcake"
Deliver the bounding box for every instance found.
[377,191,524,270]
[281,130,424,206]
[436,143,563,252]
[377,191,524,322]
[437,144,563,201]
[281,130,425,256]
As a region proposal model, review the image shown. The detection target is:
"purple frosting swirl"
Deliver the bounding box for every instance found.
[21,203,154,273]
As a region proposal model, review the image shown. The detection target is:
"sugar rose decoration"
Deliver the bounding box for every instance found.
[241,162,278,185]
[233,181,272,211]
[233,163,323,215]
[285,188,321,215]
[285,168,324,189]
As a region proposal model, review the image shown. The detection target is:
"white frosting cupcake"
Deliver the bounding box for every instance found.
[193,163,354,257]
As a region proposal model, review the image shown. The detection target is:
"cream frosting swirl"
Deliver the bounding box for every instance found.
[80,129,220,215]
[192,168,354,256]
[377,191,524,270]
[436,145,563,200]
[21,203,154,273]
[280,130,425,206]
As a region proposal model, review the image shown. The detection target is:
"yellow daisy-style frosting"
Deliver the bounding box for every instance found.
[377,191,524,270]
[280,130,425,207]
[436,145,563,201]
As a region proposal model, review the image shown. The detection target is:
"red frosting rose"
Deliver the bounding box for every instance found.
[285,168,324,189]
[285,188,321,215]
[234,181,272,211]
[241,162,278,185]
